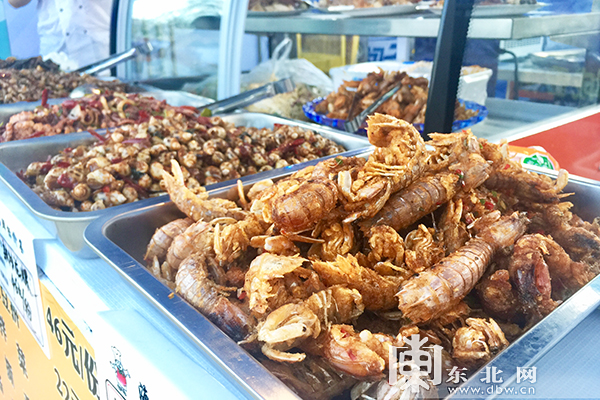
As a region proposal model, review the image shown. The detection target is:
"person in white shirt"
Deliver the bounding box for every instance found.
[7,0,113,70]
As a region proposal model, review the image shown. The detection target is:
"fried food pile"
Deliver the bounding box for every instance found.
[18,114,345,212]
[248,0,303,11]
[317,0,418,8]
[314,69,477,126]
[1,92,183,142]
[145,114,600,400]
[0,56,60,71]
[0,67,130,104]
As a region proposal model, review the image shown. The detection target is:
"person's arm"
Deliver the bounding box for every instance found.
[8,0,32,8]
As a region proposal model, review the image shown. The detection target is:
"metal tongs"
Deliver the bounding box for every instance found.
[344,84,401,133]
[75,42,154,75]
[198,78,295,116]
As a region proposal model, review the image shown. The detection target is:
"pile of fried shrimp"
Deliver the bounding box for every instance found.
[144,114,600,400]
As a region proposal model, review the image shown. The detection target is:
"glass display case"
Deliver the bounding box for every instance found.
[112,0,252,99]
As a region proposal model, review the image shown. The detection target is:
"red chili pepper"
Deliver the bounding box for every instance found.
[122,176,148,198]
[56,161,71,168]
[196,116,212,126]
[464,215,474,225]
[64,147,73,153]
[177,105,197,112]
[88,129,107,143]
[154,115,164,120]
[347,349,357,361]
[504,163,510,170]
[484,200,495,210]
[29,131,46,138]
[41,88,49,108]
[273,123,283,129]
[101,185,111,193]
[40,162,53,174]
[273,138,305,155]
[137,110,150,123]
[57,172,75,189]
[237,290,247,300]
[62,99,77,109]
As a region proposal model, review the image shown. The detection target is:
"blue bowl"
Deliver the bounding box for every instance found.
[302,97,488,135]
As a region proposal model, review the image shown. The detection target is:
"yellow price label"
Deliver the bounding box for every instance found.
[0,277,99,400]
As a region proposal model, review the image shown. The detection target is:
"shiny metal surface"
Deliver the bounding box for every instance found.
[75,42,153,76]
[84,164,600,400]
[0,113,369,257]
[202,78,295,115]
[245,12,600,39]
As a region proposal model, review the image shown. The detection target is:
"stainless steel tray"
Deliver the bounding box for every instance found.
[83,164,600,399]
[0,113,370,257]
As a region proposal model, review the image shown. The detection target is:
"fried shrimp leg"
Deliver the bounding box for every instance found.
[397,212,529,324]
[257,286,364,362]
[162,160,245,221]
[313,254,402,311]
[244,253,323,317]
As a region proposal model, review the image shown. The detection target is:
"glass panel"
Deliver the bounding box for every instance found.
[127,0,224,95]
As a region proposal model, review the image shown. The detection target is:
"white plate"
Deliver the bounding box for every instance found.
[315,3,419,17]
[420,2,546,17]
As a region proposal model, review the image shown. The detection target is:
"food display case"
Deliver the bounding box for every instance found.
[3,1,600,400]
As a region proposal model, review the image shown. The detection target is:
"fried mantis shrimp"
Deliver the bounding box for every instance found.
[143,112,600,400]
[397,212,529,324]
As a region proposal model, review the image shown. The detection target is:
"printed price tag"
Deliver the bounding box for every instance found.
[0,201,47,353]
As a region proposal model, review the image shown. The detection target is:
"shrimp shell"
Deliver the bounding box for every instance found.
[397,212,529,324]
[164,220,211,275]
[144,218,193,265]
[362,153,489,232]
[271,179,338,234]
[176,253,255,341]
[485,167,570,203]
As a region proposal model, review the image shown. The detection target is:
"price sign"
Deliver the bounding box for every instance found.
[0,201,47,352]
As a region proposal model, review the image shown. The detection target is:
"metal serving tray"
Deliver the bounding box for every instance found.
[83,164,600,400]
[0,113,370,258]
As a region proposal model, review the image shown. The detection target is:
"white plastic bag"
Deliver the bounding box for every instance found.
[241,37,334,93]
